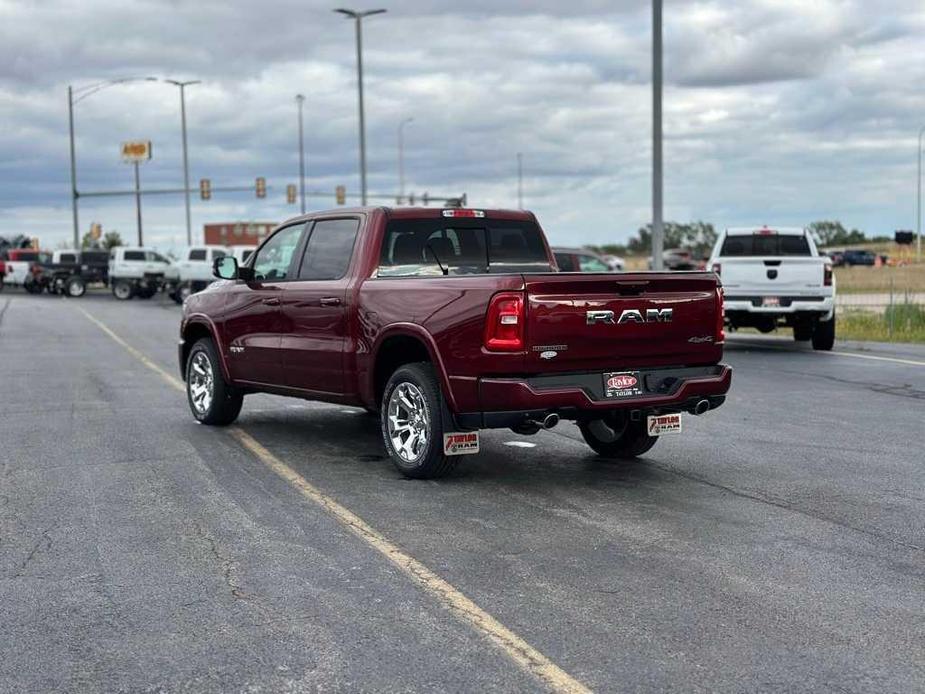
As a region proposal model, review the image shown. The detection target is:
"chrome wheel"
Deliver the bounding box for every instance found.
[188,351,214,415]
[113,282,132,300]
[387,382,430,463]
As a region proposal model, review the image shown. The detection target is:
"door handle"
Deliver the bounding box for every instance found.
[262,297,280,306]
[319,297,342,307]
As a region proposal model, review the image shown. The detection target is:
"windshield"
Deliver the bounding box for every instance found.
[378,219,552,277]
[720,234,811,257]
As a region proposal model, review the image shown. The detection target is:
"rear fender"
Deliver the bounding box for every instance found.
[369,324,457,412]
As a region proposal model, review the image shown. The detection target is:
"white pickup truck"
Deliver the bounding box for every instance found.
[165,245,230,304]
[708,226,835,350]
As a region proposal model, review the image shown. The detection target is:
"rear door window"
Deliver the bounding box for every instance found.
[379,219,551,276]
[720,234,811,257]
[188,249,207,261]
[124,251,145,262]
[298,218,360,280]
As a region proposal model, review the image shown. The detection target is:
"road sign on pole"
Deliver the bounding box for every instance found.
[121,140,152,162]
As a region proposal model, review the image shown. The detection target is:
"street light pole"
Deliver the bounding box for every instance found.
[68,86,79,248]
[335,8,387,206]
[651,0,665,271]
[917,125,924,262]
[67,76,157,249]
[297,94,306,214]
[164,80,200,246]
[398,117,413,203]
[517,152,524,209]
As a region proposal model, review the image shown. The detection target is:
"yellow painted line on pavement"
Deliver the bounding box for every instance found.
[77,305,592,694]
[727,336,925,367]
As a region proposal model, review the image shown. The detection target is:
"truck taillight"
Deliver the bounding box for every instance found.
[484,292,524,352]
[823,263,832,287]
[715,287,725,344]
[711,262,721,276]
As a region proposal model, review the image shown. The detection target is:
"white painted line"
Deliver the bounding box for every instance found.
[727,337,925,367]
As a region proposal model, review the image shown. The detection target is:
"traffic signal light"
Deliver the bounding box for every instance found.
[422,192,429,206]
[286,184,297,204]
[256,177,266,199]
[336,185,346,205]
[200,178,211,200]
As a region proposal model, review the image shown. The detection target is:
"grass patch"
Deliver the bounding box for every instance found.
[835,265,925,294]
[838,304,925,344]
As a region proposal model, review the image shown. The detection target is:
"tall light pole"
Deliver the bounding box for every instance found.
[164,79,200,246]
[335,7,387,206]
[651,0,665,270]
[296,94,307,214]
[517,152,524,209]
[398,117,413,203]
[67,76,157,248]
[917,125,924,262]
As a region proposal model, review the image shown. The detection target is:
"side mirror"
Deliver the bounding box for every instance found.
[213,256,239,280]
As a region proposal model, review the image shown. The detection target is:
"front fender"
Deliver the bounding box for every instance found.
[181,313,231,383]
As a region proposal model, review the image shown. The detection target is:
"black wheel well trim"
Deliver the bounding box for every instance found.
[370,326,456,412]
[181,317,231,383]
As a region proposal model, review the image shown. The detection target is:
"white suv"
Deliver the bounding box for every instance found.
[708,226,836,350]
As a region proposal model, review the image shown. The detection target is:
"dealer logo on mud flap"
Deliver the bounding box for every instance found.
[647,413,682,435]
[444,432,480,456]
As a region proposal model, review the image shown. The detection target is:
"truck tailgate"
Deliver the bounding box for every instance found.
[523,273,721,372]
[720,257,824,293]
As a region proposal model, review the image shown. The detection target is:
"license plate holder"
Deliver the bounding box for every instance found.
[603,371,643,398]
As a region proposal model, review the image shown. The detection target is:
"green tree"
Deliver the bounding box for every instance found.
[629,221,717,256]
[808,220,866,247]
[102,231,123,250]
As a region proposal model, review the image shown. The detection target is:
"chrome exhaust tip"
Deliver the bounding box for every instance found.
[693,399,710,416]
[542,413,560,429]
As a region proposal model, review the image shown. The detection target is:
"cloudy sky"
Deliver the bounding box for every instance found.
[1,0,924,251]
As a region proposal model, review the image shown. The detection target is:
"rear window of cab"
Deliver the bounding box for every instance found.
[378,219,552,276]
[720,233,811,257]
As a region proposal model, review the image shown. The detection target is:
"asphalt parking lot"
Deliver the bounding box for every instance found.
[1,291,923,692]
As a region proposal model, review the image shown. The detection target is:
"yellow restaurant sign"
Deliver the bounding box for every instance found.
[121,140,152,162]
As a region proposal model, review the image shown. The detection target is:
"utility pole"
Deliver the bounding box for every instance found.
[517,152,524,209]
[133,161,143,246]
[651,0,665,270]
[398,117,413,203]
[335,8,387,206]
[164,79,200,245]
[297,94,307,214]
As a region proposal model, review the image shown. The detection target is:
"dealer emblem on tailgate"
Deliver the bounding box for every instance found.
[586,308,673,325]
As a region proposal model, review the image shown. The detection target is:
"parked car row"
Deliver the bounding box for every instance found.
[1,244,258,302]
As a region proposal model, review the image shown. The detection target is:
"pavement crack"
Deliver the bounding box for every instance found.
[0,297,11,333]
[193,523,246,600]
[648,462,925,553]
[776,367,925,401]
[15,518,59,577]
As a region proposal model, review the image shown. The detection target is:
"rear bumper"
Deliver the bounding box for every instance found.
[724,295,834,314]
[455,364,732,429]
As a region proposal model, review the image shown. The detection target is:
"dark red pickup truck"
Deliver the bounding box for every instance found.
[179,207,730,478]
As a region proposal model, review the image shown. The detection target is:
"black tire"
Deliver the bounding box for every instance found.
[185,338,243,426]
[812,314,836,351]
[24,281,42,295]
[66,276,87,298]
[579,413,658,459]
[793,322,813,341]
[380,362,459,479]
[112,280,133,300]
